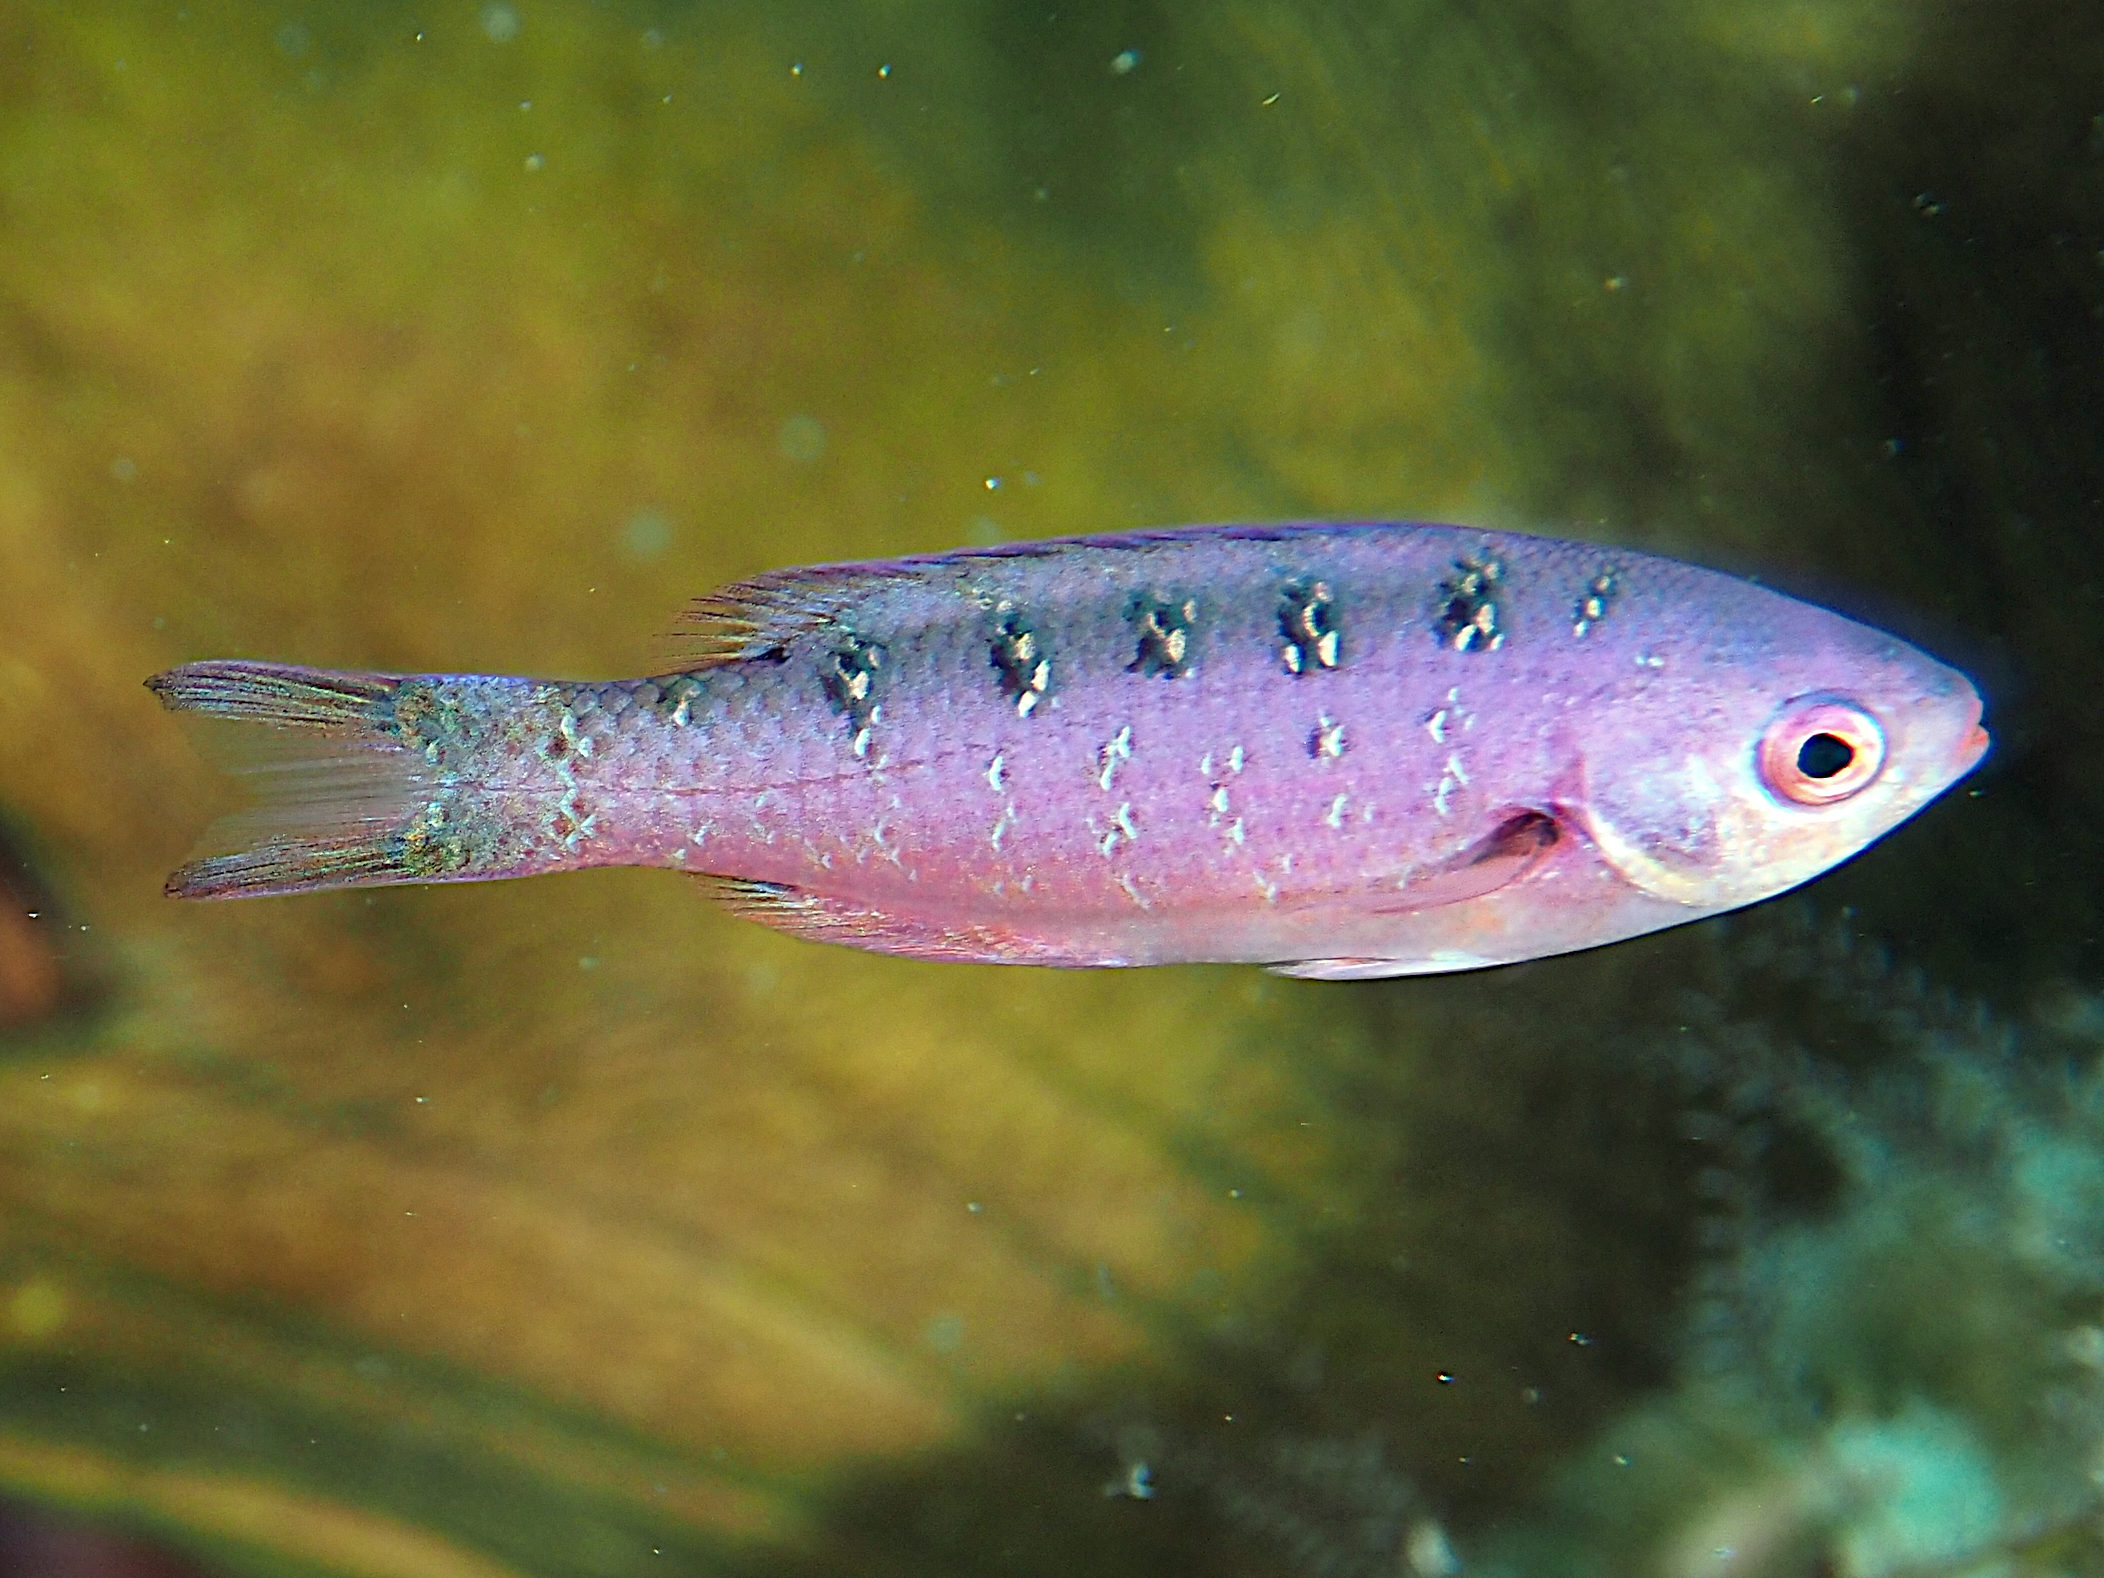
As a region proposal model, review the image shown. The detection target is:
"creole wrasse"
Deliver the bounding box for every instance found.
[148,522,1988,979]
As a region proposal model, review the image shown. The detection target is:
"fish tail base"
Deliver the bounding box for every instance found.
[149,661,511,900]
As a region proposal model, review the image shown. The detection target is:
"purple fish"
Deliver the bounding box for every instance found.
[147,522,1988,978]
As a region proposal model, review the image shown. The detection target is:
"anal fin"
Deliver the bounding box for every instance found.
[696,877,1089,966]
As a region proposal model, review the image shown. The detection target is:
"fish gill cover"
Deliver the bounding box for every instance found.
[0,0,2096,1576]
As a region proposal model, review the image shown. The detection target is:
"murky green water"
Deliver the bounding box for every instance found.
[1,2,2100,1574]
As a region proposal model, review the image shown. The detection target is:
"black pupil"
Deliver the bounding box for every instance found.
[1797,732,1855,779]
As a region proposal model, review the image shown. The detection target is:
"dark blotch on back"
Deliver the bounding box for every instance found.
[821,632,886,730]
[1435,557,1505,652]
[1572,568,1619,637]
[989,608,1051,718]
[1128,592,1197,679]
[1278,579,1341,674]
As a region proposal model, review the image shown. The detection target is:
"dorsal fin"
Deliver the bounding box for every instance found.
[654,524,1353,672]
[657,562,924,671]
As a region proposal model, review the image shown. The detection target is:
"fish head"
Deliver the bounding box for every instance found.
[1567,597,1989,916]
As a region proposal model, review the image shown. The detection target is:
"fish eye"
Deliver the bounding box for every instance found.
[1758,698,1886,806]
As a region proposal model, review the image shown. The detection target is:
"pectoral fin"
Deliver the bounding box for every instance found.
[1267,811,1564,981]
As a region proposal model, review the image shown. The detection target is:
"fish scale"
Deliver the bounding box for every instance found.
[146,521,1988,977]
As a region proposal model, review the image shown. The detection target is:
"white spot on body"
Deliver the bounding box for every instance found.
[1115,872,1150,909]
[987,752,1006,793]
[1314,717,1346,759]
[558,710,592,758]
[990,804,1018,850]
[852,726,872,758]
[1210,785,1231,820]
[1227,818,1246,847]
[1445,753,1470,787]
[1325,793,1348,830]
[1112,803,1139,843]
[1097,725,1133,791]
[1426,709,1447,744]
[1228,745,1245,774]
[1253,872,1279,904]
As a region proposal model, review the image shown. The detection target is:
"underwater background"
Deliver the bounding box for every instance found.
[0,0,2100,1574]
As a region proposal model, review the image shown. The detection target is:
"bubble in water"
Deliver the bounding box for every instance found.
[776,414,826,464]
[621,509,672,561]
[480,3,520,44]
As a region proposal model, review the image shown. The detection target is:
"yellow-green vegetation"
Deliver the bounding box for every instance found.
[0,0,2032,1574]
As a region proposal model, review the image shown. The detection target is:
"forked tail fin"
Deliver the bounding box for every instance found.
[147,660,458,899]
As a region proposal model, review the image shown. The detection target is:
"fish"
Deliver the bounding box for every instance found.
[146,522,1990,979]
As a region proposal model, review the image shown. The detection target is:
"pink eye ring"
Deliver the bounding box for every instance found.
[1758,698,1887,806]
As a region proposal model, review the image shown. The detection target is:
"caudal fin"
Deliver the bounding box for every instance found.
[147,660,442,899]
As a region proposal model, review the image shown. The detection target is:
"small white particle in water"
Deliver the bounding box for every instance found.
[1109,48,1141,73]
[522,153,544,172]
[479,2,520,43]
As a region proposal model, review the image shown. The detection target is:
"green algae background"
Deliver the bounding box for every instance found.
[0,1,2099,1575]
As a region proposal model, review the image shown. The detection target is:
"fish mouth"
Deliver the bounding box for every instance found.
[1960,712,1991,773]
